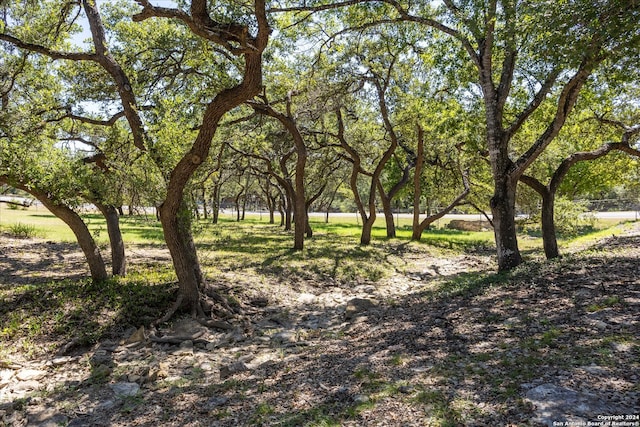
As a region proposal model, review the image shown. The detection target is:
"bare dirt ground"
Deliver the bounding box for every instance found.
[0,224,639,426]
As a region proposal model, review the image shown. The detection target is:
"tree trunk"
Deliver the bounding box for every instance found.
[278,197,285,227]
[212,182,220,224]
[305,210,313,238]
[293,190,306,250]
[158,200,203,316]
[490,176,523,270]
[378,185,396,238]
[234,188,243,222]
[540,192,559,259]
[284,193,293,231]
[2,179,109,282]
[95,203,127,276]
[268,194,275,224]
[55,207,109,282]
[411,128,470,241]
[361,215,375,245]
[202,186,208,220]
[377,161,414,239]
[412,127,425,240]
[192,192,201,221]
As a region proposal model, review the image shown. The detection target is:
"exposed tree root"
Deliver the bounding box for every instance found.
[196,317,233,330]
[148,328,205,344]
[201,283,240,315]
[153,294,184,326]
[153,283,243,332]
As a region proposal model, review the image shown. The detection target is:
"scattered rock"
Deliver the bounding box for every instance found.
[345,298,376,320]
[353,394,370,404]
[10,379,41,393]
[128,374,142,383]
[219,361,250,379]
[89,349,112,367]
[272,331,297,345]
[16,369,47,382]
[47,356,79,367]
[611,341,633,352]
[175,340,194,356]
[148,362,170,381]
[200,362,214,371]
[173,318,206,337]
[204,396,229,410]
[95,399,116,411]
[580,365,609,375]
[66,417,93,427]
[28,408,68,427]
[90,364,112,380]
[110,382,140,398]
[592,320,608,330]
[297,293,317,305]
[525,383,621,425]
[124,326,146,345]
[411,366,433,373]
[249,297,269,307]
[398,385,414,394]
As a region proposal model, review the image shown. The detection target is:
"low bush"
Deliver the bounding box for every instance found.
[8,222,40,239]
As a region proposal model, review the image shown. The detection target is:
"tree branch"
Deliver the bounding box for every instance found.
[0,33,98,62]
[505,69,561,139]
[133,0,255,54]
[512,59,597,179]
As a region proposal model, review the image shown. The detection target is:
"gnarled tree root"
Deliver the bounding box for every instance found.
[152,285,238,332]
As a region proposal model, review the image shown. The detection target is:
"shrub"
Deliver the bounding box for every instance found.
[8,222,40,239]
[554,197,595,235]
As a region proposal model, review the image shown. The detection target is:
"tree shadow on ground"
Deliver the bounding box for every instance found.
[0,238,88,285]
[2,236,635,426]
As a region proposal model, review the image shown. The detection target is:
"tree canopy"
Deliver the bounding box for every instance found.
[0,0,638,320]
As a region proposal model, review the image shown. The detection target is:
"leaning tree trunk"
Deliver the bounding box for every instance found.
[51,205,108,282]
[158,200,203,316]
[411,129,470,241]
[95,203,127,276]
[2,180,109,282]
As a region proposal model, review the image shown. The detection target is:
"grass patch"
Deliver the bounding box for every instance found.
[7,222,42,239]
[587,296,622,312]
[0,277,176,358]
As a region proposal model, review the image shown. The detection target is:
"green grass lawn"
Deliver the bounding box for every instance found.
[0,203,635,253]
[0,204,163,244]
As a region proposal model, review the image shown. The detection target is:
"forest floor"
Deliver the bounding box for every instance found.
[0,222,638,426]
